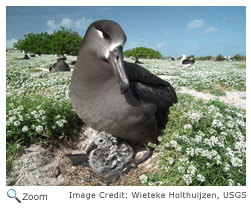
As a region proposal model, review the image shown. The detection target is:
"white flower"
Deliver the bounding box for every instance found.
[34,114,40,119]
[193,134,203,143]
[197,174,205,182]
[236,119,245,127]
[208,105,219,114]
[226,115,233,120]
[227,121,235,128]
[234,141,246,153]
[170,140,177,148]
[188,112,202,124]
[235,131,245,141]
[12,109,19,115]
[8,116,17,123]
[56,120,64,127]
[186,147,194,157]
[31,110,37,115]
[212,119,223,128]
[187,165,197,176]
[209,129,217,135]
[215,112,223,118]
[210,136,219,147]
[178,166,185,173]
[22,126,29,132]
[18,115,23,121]
[167,157,174,165]
[14,121,21,126]
[18,105,24,110]
[194,148,202,155]
[165,166,170,172]
[228,179,234,186]
[179,156,189,163]
[183,174,192,185]
[157,136,162,142]
[226,147,234,157]
[231,157,242,167]
[236,112,245,118]
[184,124,192,130]
[176,146,182,152]
[165,143,170,147]
[224,163,231,171]
[39,109,45,115]
[36,125,43,133]
[55,115,61,119]
[139,174,148,184]
[215,155,222,165]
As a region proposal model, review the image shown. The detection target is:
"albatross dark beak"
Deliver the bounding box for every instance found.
[108,46,129,94]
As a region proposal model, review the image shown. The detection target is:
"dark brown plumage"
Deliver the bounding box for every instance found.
[70,20,177,177]
[49,59,70,73]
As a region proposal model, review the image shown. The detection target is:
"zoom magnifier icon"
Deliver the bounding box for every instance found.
[7,189,21,203]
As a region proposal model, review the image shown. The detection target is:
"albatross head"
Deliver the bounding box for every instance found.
[84,20,129,94]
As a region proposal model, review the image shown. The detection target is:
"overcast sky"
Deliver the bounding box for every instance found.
[6,6,246,57]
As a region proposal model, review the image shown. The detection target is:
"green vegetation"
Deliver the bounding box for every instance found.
[209,88,226,96]
[196,56,214,61]
[232,54,246,61]
[6,52,83,174]
[6,51,246,186]
[215,54,225,61]
[145,59,246,93]
[141,94,246,186]
[186,55,195,60]
[14,27,83,55]
[124,47,162,59]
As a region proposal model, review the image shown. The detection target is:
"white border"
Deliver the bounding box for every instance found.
[1,1,250,207]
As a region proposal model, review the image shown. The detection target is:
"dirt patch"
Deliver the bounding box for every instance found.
[178,86,246,110]
[158,75,246,110]
[7,126,160,186]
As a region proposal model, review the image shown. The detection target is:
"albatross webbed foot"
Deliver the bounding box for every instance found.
[134,143,154,166]
[117,143,154,174]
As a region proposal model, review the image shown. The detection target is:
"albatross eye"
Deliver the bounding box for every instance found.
[96,29,109,39]
[102,32,109,39]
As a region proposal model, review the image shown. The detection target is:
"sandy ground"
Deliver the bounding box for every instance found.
[178,86,246,110]
[8,126,160,186]
[159,75,246,110]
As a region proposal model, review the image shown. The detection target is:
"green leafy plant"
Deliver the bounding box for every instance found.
[124,47,162,59]
[14,27,82,55]
[140,94,246,186]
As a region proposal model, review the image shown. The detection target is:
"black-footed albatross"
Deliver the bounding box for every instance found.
[49,58,70,73]
[181,54,195,67]
[70,20,177,175]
